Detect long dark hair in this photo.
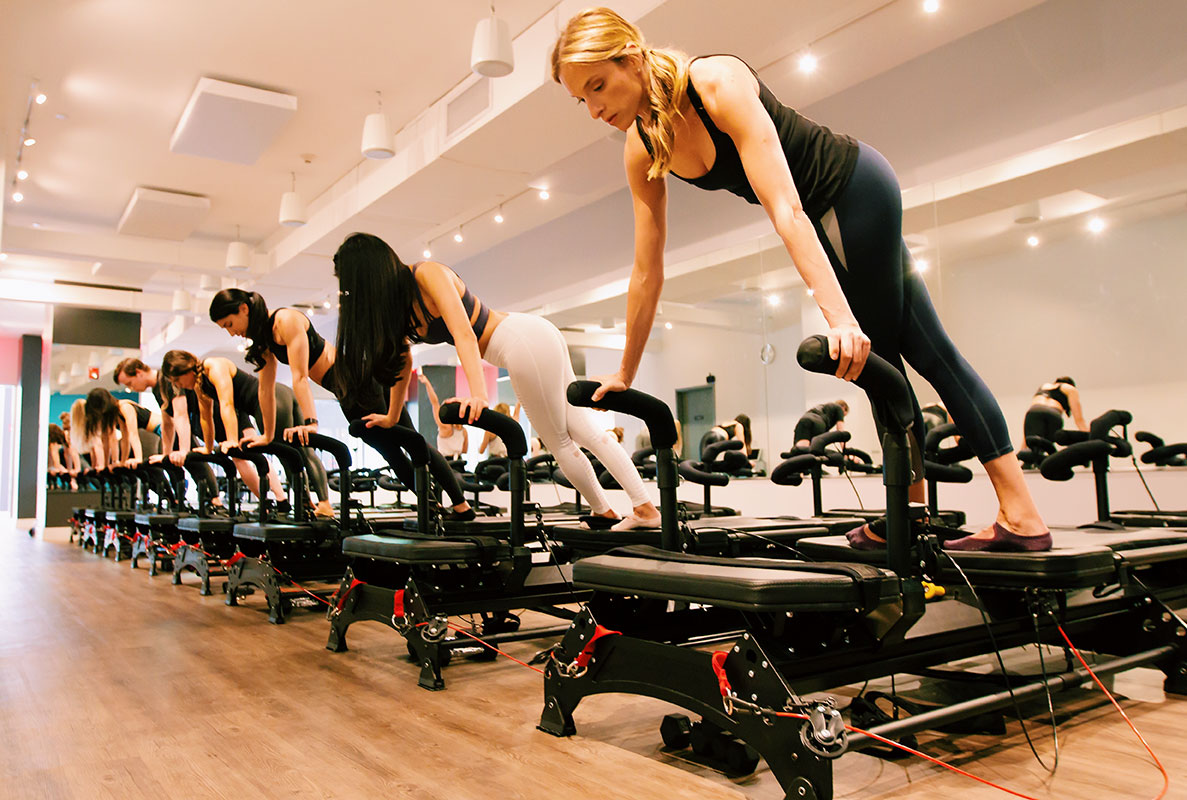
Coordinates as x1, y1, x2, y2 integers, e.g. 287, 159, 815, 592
209, 288, 271, 371
48, 423, 67, 446
159, 350, 204, 404
332, 232, 415, 402
82, 388, 121, 439
733, 413, 752, 448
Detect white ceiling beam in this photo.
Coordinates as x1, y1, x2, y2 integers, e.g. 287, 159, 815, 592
0, 278, 171, 312
1, 225, 242, 276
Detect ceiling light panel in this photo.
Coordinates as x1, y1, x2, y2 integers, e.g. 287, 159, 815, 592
170, 77, 298, 165
117, 187, 211, 240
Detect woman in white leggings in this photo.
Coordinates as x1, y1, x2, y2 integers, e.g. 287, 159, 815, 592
331, 232, 660, 530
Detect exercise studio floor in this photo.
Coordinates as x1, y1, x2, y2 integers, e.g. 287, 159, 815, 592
3, 525, 1183, 800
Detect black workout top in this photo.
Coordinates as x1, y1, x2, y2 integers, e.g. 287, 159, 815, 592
1035, 385, 1071, 415
806, 402, 845, 429
267, 308, 326, 367
152, 381, 202, 428
635, 55, 859, 221
125, 401, 152, 430
407, 263, 491, 346
200, 364, 261, 416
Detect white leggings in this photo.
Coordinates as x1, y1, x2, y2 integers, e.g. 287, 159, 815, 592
483, 313, 650, 513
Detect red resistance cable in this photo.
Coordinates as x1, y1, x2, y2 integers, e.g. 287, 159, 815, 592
709, 632, 1169, 800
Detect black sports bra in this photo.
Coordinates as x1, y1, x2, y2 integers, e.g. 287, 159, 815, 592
267, 308, 327, 366
407, 263, 491, 346
1036, 385, 1071, 415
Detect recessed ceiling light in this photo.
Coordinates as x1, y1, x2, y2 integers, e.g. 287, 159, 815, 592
422, 248, 432, 259
798, 53, 818, 74
806, 288, 815, 297
23, 137, 35, 147
453, 230, 463, 243
1026, 235, 1040, 248
31, 222, 41, 228
538, 189, 550, 200
914, 259, 930, 273
493, 210, 504, 224
664, 322, 673, 330
35, 93, 47, 105
1087, 216, 1106, 234
11, 191, 23, 203
16, 170, 28, 181
923, 0, 940, 13
766, 293, 782, 307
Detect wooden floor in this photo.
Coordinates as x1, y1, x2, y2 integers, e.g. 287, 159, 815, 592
3, 525, 1184, 800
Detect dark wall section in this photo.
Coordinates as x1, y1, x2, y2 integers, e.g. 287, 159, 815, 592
52, 306, 141, 347
17, 335, 43, 518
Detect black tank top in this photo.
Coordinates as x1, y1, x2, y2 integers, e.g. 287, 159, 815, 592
267, 308, 327, 366
1036, 385, 1071, 415
635, 55, 858, 220
152, 382, 202, 429
200, 365, 261, 416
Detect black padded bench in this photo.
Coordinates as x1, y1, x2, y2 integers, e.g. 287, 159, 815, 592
549, 520, 831, 559
342, 533, 514, 564
572, 545, 899, 612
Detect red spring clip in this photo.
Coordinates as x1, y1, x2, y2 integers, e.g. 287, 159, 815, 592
392, 589, 405, 619
574, 624, 621, 669
334, 578, 365, 613
711, 651, 732, 697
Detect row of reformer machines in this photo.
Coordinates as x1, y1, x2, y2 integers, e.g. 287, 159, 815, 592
59, 336, 1187, 800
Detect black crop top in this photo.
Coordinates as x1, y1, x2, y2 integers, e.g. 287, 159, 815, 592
1036, 385, 1071, 415
807, 402, 845, 429
127, 402, 152, 430
407, 263, 492, 346
267, 308, 326, 366
635, 55, 859, 221
200, 364, 261, 417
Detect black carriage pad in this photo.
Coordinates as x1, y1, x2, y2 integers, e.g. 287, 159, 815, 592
233, 522, 321, 542
133, 513, 181, 527
572, 545, 899, 612
342, 533, 512, 564
399, 512, 576, 535
549, 520, 832, 558
794, 535, 1118, 589
178, 517, 235, 534
1046, 529, 1187, 568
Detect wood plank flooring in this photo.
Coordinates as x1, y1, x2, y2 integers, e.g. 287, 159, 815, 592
3, 525, 1184, 799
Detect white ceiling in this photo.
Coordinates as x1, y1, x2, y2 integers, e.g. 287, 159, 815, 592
4, 0, 1187, 379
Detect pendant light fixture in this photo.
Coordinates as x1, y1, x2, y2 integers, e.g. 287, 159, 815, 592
361, 91, 394, 159
279, 171, 307, 227
226, 225, 251, 272
471, 2, 514, 78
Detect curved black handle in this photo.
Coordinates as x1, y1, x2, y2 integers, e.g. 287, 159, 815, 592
439, 403, 526, 459
678, 460, 729, 487
566, 381, 678, 450
304, 433, 352, 472
239, 441, 304, 472
702, 438, 744, 462
1089, 409, 1132, 439
183, 450, 236, 474
923, 460, 973, 484
526, 453, 556, 470
809, 429, 851, 455
347, 419, 429, 467
1135, 431, 1164, 447
771, 454, 818, 486
796, 335, 913, 431
631, 447, 656, 466
1040, 440, 1113, 481
924, 423, 975, 465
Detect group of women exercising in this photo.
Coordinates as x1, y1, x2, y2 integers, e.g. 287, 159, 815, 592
58, 8, 1060, 552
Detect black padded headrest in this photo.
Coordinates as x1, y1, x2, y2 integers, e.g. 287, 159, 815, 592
1040, 440, 1112, 481
796, 335, 913, 431
771, 454, 817, 486
347, 419, 429, 467
678, 460, 729, 487
566, 381, 678, 450
810, 430, 850, 454
439, 403, 526, 459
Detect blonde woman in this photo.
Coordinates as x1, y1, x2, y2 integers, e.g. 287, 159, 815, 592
551, 9, 1050, 552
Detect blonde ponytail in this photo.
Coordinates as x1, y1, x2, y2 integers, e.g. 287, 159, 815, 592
552, 7, 689, 180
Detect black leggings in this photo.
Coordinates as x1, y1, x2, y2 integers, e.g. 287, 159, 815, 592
793, 413, 829, 444
816, 142, 1013, 465
268, 383, 330, 502
329, 367, 465, 507
1023, 405, 1064, 442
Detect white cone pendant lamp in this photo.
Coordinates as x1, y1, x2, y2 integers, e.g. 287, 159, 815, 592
471, 5, 514, 78
279, 172, 306, 227
361, 91, 394, 159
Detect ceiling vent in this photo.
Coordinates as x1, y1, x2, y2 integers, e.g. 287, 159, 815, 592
447, 78, 490, 137
117, 187, 211, 240
170, 77, 298, 165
